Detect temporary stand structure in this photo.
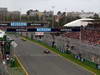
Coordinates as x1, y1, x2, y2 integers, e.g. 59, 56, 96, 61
0, 30, 13, 61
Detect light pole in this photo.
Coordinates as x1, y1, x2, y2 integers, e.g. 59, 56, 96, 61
79, 25, 83, 41
19, 8, 22, 21
51, 6, 55, 47
51, 6, 55, 28
19, 8, 22, 36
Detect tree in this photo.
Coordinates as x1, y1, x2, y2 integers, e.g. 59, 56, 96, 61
92, 13, 100, 19
66, 15, 81, 23
57, 13, 81, 27
57, 11, 62, 16
26, 9, 34, 15
62, 12, 66, 17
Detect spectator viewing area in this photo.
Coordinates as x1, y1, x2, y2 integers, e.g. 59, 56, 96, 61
0, 0, 100, 74
0, 18, 100, 75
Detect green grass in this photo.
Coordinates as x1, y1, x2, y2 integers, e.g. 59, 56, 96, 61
23, 37, 100, 75
8, 57, 26, 75
13, 57, 21, 68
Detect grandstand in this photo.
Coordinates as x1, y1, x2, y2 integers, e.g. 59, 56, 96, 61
64, 18, 94, 27
63, 18, 100, 45
62, 18, 100, 64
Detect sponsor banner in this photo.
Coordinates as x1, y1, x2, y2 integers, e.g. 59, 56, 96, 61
37, 28, 51, 32
30, 24, 41, 26
35, 32, 44, 35
27, 23, 46, 26
6, 28, 80, 32
11, 22, 27, 26
0, 23, 10, 26
16, 29, 27, 32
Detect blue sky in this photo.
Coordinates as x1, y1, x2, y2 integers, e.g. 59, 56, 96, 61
0, 0, 100, 14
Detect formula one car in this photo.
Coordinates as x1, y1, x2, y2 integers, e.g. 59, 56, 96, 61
43, 50, 50, 54
21, 38, 26, 41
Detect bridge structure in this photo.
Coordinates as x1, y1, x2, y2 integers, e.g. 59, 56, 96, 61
0, 21, 81, 32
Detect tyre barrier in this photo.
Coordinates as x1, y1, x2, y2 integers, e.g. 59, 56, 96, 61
97, 64, 100, 70
74, 55, 99, 69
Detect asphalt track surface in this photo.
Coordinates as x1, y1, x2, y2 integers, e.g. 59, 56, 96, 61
0, 63, 9, 75
12, 35, 93, 75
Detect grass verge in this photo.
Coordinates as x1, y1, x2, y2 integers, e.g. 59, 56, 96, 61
8, 56, 26, 75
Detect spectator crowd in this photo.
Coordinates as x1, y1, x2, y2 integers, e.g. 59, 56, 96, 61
63, 30, 100, 45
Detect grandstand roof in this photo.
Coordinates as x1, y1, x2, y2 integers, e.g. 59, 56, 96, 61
64, 18, 94, 27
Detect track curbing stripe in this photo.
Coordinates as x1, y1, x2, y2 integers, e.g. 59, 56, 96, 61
14, 55, 29, 75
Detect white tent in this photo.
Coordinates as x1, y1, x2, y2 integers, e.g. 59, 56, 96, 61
0, 29, 5, 38
64, 18, 94, 27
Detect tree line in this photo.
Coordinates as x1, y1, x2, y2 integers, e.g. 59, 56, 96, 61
0, 10, 100, 27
